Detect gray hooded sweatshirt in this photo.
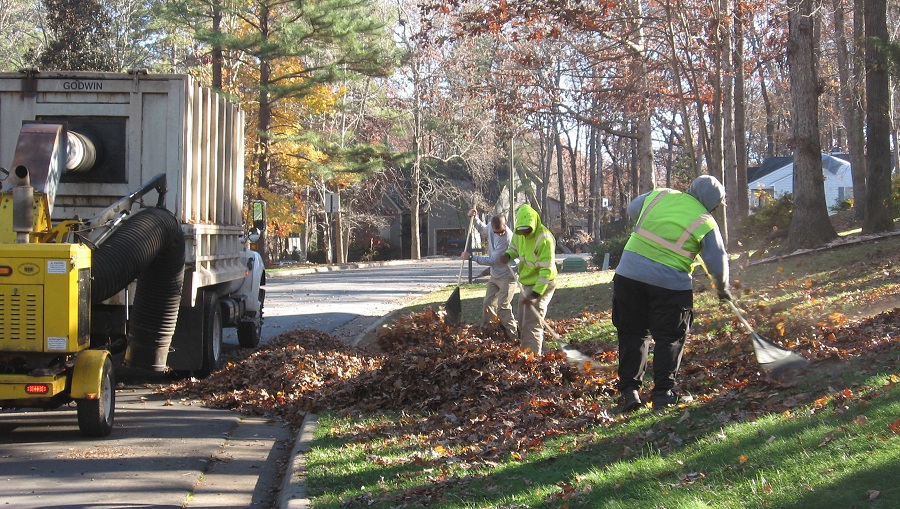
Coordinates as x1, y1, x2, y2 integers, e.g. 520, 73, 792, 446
615, 175, 730, 292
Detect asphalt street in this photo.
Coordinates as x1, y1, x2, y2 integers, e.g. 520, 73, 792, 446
1, 257, 463, 509
254, 256, 466, 343
0, 383, 292, 508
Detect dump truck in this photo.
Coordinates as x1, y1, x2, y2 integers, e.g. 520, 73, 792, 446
0, 71, 265, 436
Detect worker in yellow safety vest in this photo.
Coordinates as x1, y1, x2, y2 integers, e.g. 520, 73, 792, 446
613, 175, 732, 412
499, 204, 557, 354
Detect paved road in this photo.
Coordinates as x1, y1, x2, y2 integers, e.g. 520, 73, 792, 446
0, 384, 291, 508
255, 257, 464, 343
0, 257, 462, 509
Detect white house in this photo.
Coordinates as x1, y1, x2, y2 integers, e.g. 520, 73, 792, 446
748, 154, 854, 215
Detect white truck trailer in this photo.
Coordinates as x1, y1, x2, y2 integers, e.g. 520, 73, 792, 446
0, 70, 265, 436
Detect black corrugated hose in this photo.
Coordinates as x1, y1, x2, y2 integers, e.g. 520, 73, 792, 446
91, 207, 185, 371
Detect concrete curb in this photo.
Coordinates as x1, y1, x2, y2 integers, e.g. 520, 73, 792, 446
276, 310, 404, 508
278, 413, 319, 509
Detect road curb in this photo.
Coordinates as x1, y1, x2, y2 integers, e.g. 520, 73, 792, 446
279, 412, 319, 509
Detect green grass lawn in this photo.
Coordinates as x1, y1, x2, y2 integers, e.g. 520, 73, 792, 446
307, 376, 900, 508
305, 234, 900, 509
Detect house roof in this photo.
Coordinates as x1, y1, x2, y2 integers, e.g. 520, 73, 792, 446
748, 156, 792, 183
748, 154, 852, 189
749, 153, 851, 183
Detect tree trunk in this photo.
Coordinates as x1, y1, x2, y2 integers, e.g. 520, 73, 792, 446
749, 29, 777, 159
300, 187, 311, 261
252, 8, 272, 265
540, 125, 553, 214
733, 6, 750, 219
709, 1, 725, 187
626, 0, 655, 193
554, 119, 568, 234
514, 162, 541, 215
664, 1, 701, 178
665, 119, 675, 188
603, 136, 627, 220
409, 54, 423, 260
564, 130, 580, 209
893, 90, 900, 182
785, 0, 837, 250
833, 0, 867, 220
630, 133, 639, 197
721, 0, 735, 245
410, 152, 422, 260
760, 68, 776, 159
588, 123, 597, 238
333, 190, 345, 264
862, 0, 894, 233
508, 136, 516, 225
211, 1, 223, 89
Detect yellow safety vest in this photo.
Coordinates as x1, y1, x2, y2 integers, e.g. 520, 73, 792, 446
623, 189, 717, 272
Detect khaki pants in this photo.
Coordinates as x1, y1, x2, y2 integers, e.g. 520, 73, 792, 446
518, 278, 557, 354
483, 273, 518, 339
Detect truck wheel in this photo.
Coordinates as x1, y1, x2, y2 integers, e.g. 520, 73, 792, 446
76, 357, 116, 437
198, 291, 223, 378
237, 288, 265, 348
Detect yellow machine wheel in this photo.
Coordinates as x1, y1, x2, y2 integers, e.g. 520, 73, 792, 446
76, 356, 115, 437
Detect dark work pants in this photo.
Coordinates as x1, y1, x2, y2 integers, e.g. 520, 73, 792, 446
612, 274, 693, 395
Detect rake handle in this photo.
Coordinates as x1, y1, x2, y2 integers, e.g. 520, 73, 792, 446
456, 213, 476, 286
727, 300, 757, 335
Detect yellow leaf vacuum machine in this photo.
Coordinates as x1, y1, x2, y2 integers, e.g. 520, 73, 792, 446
0, 71, 266, 436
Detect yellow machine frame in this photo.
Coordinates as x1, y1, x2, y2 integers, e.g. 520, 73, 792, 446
0, 243, 98, 402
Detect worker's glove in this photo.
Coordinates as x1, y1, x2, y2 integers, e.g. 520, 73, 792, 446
717, 288, 733, 302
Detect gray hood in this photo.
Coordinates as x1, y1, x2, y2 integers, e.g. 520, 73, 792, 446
687, 175, 726, 212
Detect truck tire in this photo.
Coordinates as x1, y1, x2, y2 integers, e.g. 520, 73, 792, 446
76, 357, 115, 437
237, 288, 265, 348
198, 291, 224, 378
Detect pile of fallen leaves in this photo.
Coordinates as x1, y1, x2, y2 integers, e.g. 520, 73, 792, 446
163, 309, 618, 459
160, 330, 380, 426
162, 304, 899, 460
330, 310, 618, 458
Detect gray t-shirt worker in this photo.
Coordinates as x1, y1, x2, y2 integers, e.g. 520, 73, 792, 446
614, 175, 731, 412
461, 209, 518, 339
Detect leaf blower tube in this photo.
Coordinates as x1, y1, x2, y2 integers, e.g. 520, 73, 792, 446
91, 207, 186, 371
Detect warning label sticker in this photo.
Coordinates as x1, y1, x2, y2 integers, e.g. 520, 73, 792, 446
47, 337, 68, 350
47, 260, 68, 274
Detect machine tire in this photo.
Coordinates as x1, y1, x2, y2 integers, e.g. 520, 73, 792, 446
237, 288, 265, 348
197, 291, 224, 378
76, 357, 115, 437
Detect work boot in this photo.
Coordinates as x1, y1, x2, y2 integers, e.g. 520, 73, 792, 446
651, 390, 693, 410
619, 389, 643, 414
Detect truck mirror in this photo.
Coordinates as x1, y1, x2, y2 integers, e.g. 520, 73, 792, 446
251, 200, 266, 231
